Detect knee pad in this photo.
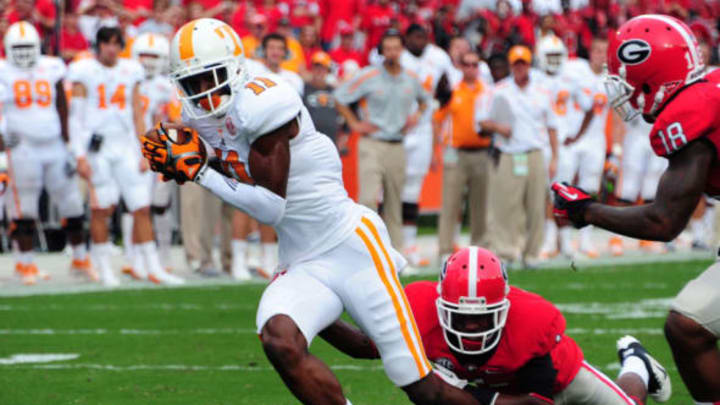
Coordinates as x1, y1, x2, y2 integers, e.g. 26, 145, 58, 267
10, 219, 35, 239
402, 202, 419, 223
62, 216, 85, 233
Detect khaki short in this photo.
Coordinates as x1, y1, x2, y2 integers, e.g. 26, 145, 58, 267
555, 361, 636, 405
671, 261, 720, 337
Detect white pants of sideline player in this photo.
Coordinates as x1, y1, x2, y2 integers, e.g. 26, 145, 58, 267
402, 123, 433, 203
6, 137, 84, 219
86, 136, 151, 211
616, 132, 668, 202
555, 361, 637, 405
256, 207, 432, 387
555, 138, 606, 194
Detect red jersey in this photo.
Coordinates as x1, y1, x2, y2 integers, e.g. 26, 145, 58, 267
649, 68, 720, 197
406, 281, 584, 395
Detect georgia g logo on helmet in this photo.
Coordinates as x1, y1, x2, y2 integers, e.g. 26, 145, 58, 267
617, 39, 652, 65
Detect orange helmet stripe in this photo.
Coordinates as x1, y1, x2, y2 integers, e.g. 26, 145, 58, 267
19, 21, 26, 38
178, 21, 197, 61
149, 33, 155, 47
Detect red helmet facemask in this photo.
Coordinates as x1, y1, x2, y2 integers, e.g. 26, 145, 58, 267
436, 247, 510, 355
604, 14, 705, 122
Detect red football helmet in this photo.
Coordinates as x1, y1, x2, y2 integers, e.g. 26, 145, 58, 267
436, 246, 510, 355
605, 14, 705, 121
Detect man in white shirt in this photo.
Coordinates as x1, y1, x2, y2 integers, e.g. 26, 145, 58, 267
479, 45, 558, 268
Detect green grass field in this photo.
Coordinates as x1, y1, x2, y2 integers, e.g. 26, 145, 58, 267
0, 259, 713, 405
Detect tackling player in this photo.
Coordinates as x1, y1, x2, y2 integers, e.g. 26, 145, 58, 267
322, 247, 671, 405
0, 21, 93, 285
68, 26, 183, 286
142, 18, 483, 405
552, 14, 720, 404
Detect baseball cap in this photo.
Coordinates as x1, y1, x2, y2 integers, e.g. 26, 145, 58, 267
508, 45, 532, 64
311, 51, 332, 68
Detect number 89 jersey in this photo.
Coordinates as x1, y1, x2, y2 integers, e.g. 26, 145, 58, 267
67, 57, 144, 139
0, 56, 65, 142
649, 68, 720, 197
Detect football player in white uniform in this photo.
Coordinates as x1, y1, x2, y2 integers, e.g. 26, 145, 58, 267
400, 24, 454, 269
0, 21, 93, 285
535, 35, 594, 258
552, 37, 610, 258
125, 32, 179, 273
68, 26, 183, 286
142, 18, 481, 405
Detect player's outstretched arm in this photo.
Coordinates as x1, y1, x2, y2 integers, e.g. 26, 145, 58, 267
583, 140, 714, 241
318, 320, 380, 360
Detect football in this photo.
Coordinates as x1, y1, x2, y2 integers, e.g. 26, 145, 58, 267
144, 122, 207, 159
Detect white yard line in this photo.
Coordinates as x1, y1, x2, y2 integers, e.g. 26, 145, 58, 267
6, 363, 386, 372
0, 328, 257, 335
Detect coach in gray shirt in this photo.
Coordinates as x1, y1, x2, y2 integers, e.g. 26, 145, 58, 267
334, 29, 430, 249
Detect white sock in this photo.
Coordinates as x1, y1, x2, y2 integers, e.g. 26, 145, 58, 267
92, 242, 113, 275
691, 218, 705, 243
138, 241, 165, 274
72, 243, 87, 261
403, 225, 417, 249
580, 226, 593, 250
17, 251, 33, 265
618, 356, 649, 387
694, 402, 713, 405
542, 219, 557, 251
121, 213, 134, 261
232, 239, 247, 260
262, 242, 278, 273
560, 227, 573, 253
132, 244, 148, 277
153, 211, 173, 268
345, 400, 352, 405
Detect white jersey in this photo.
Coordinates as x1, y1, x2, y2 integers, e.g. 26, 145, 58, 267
0, 56, 66, 143
184, 73, 359, 266
246, 59, 304, 96
67, 57, 144, 142
579, 69, 609, 146
539, 66, 592, 142
138, 74, 174, 130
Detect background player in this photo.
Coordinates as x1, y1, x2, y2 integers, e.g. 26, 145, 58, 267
553, 36, 610, 258
400, 24, 453, 269
535, 35, 594, 259
322, 247, 671, 405
0, 21, 92, 285
68, 26, 182, 286
553, 14, 720, 404
142, 18, 482, 405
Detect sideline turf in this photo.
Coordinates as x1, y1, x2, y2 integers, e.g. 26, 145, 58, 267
0, 260, 711, 404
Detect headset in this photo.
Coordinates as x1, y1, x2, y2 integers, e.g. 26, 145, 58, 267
93, 25, 125, 54
257, 33, 290, 60
377, 28, 404, 56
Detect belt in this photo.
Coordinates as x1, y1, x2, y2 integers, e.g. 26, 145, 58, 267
371, 137, 403, 144
457, 146, 489, 152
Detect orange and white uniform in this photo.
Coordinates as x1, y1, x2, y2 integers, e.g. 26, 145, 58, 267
399, 44, 453, 202
554, 61, 608, 193
0, 56, 84, 220
173, 18, 431, 387
67, 57, 149, 211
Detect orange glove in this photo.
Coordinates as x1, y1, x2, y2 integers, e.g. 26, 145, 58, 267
141, 123, 207, 184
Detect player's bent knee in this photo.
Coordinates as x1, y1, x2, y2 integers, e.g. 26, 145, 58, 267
665, 311, 717, 351
261, 315, 308, 369
402, 373, 444, 405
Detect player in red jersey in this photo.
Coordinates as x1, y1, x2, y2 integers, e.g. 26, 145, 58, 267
320, 247, 670, 404
552, 14, 720, 404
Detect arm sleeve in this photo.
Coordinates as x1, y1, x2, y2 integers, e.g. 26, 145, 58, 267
195, 167, 286, 225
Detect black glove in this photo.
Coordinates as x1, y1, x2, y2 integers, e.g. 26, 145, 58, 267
551, 182, 595, 228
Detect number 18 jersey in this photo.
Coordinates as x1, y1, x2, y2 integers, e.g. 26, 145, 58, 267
0, 56, 65, 142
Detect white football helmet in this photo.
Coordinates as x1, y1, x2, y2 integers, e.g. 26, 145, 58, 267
4, 21, 41, 69
536, 35, 567, 75
169, 18, 248, 119
133, 33, 170, 78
